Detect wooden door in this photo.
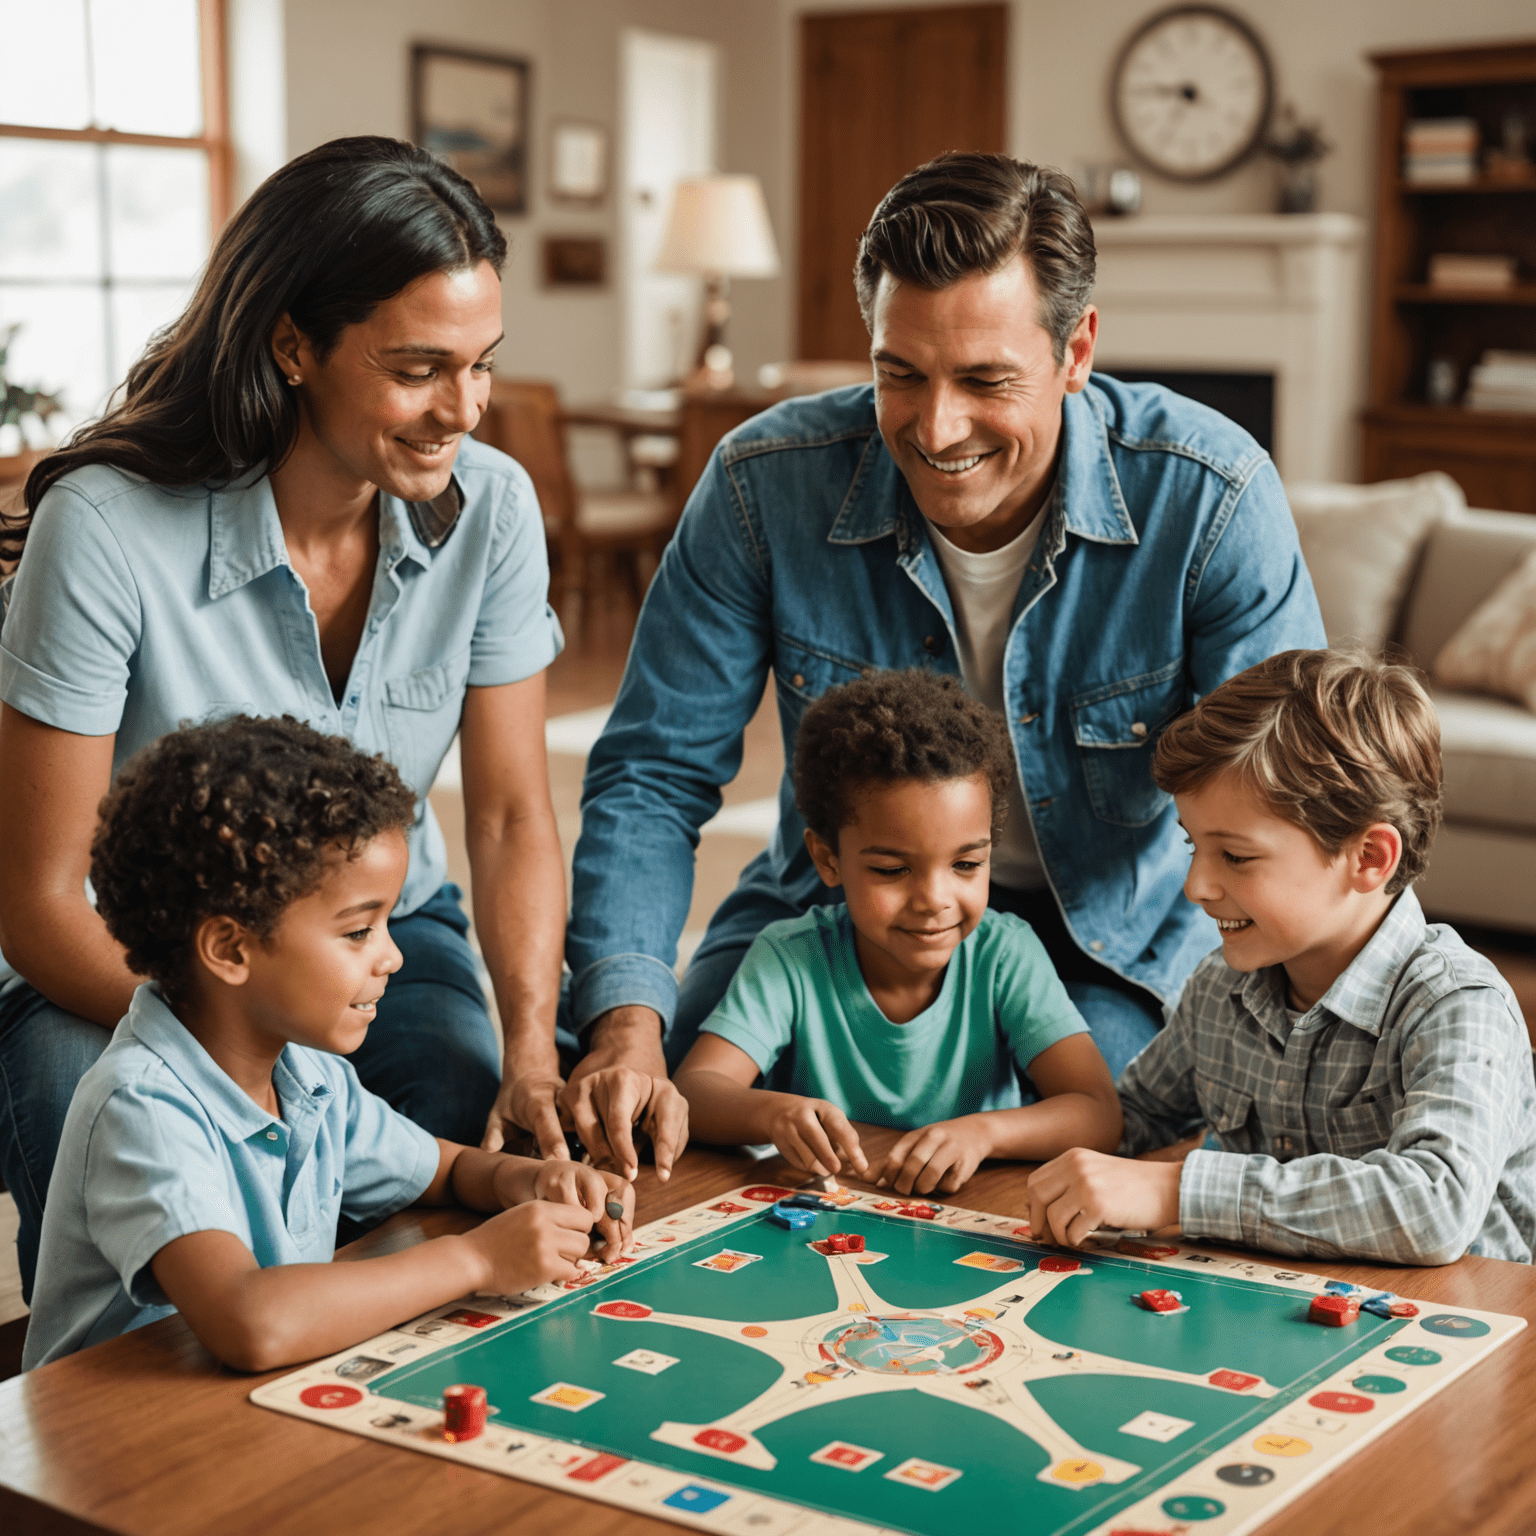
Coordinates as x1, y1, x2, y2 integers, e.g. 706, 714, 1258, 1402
798, 5, 1007, 361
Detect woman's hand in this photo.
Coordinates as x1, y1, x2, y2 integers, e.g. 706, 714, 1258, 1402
876, 1116, 995, 1196
762, 1093, 868, 1181
1026, 1148, 1182, 1248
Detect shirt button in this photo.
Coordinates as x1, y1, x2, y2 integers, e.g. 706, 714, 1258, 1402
791, 673, 805, 687
1130, 721, 1148, 738
923, 635, 939, 654
1089, 939, 1105, 953
1019, 711, 1040, 725
266, 1130, 279, 1141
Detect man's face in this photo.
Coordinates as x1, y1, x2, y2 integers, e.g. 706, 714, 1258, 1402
870, 257, 1095, 553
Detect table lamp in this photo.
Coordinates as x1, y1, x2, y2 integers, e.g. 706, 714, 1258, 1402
655, 174, 780, 390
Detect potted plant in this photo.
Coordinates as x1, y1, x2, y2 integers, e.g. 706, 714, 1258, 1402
1263, 104, 1332, 215
0, 323, 65, 499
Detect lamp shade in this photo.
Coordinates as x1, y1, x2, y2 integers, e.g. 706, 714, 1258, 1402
654, 175, 781, 278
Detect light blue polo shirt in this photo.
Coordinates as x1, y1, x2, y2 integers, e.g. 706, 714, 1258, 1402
701, 906, 1090, 1128
0, 435, 561, 994
23, 984, 442, 1368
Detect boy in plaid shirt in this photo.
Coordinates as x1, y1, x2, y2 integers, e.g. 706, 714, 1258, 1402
1028, 649, 1535, 1264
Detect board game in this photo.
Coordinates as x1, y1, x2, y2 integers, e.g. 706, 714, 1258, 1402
252, 1183, 1524, 1536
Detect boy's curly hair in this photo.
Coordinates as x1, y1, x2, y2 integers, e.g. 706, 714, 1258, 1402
793, 669, 1015, 846
1153, 649, 1442, 896
91, 715, 417, 1004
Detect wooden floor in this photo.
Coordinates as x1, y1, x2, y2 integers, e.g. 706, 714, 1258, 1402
2, 579, 1533, 1371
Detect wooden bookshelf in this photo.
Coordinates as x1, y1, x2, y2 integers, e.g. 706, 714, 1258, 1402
1363, 41, 1536, 511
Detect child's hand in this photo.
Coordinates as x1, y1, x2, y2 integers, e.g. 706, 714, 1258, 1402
1026, 1149, 1183, 1248
463, 1200, 594, 1293
764, 1093, 869, 1181
531, 1160, 635, 1262
876, 1116, 993, 1196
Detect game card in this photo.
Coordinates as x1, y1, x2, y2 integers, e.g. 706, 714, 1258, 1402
884, 1456, 962, 1491
614, 1348, 680, 1375
694, 1248, 763, 1274
810, 1440, 884, 1472
954, 1251, 1027, 1273
530, 1381, 606, 1412
1119, 1410, 1194, 1443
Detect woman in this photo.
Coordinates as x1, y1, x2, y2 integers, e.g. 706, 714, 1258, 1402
0, 137, 684, 1301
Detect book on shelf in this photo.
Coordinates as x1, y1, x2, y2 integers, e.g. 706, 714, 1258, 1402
1402, 116, 1479, 184
1465, 350, 1536, 414
1427, 253, 1518, 290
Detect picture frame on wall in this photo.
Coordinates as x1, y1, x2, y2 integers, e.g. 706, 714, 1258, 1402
549, 120, 609, 204
411, 44, 530, 213
543, 237, 607, 287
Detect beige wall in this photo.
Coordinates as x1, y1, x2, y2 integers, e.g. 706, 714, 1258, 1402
281, 0, 788, 403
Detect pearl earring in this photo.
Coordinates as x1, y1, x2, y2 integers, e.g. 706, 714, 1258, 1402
286, 375, 301, 386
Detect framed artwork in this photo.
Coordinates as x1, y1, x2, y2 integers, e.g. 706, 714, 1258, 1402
543, 237, 607, 287
411, 44, 530, 213
549, 120, 609, 203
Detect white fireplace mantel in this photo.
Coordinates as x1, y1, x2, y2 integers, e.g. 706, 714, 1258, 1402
1090, 212, 1366, 483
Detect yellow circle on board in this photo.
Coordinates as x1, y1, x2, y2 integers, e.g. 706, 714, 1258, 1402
1254, 1434, 1313, 1457
1052, 1459, 1104, 1483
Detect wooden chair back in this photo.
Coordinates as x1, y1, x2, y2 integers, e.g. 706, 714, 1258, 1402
474, 379, 578, 532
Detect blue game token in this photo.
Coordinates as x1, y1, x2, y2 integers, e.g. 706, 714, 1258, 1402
782, 1193, 829, 1209
1361, 1292, 1395, 1319
1324, 1279, 1362, 1296
768, 1203, 817, 1230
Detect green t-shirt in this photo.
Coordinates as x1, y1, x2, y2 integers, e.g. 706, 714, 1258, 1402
699, 905, 1088, 1129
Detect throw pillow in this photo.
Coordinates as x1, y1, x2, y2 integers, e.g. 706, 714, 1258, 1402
1286, 472, 1464, 652
1432, 545, 1536, 712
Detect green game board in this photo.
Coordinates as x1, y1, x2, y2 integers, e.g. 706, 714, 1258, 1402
252, 1184, 1524, 1536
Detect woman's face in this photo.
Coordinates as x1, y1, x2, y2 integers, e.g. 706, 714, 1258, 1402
277, 259, 503, 502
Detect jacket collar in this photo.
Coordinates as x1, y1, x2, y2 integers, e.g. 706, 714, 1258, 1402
121, 984, 332, 1144
1236, 889, 1428, 1041
207, 472, 457, 600
825, 387, 1137, 550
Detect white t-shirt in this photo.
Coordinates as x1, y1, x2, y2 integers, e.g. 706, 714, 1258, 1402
928, 508, 1049, 890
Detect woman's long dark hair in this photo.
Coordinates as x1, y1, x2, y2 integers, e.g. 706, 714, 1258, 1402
2, 136, 506, 563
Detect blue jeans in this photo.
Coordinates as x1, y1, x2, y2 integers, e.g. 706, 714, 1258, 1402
665, 886, 1164, 1084
0, 882, 499, 1303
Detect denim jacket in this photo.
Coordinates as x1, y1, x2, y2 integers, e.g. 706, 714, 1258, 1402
567, 377, 1324, 1029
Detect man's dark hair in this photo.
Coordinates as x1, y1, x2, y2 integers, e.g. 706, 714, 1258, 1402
855, 153, 1096, 364
91, 715, 417, 1005
793, 669, 1015, 846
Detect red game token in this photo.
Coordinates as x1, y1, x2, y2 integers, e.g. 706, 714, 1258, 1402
1039, 1256, 1081, 1273
1389, 1301, 1420, 1318
825, 1232, 865, 1254
1134, 1288, 1184, 1313
1308, 1294, 1360, 1327
442, 1383, 488, 1442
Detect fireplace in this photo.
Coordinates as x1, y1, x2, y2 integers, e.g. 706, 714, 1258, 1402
1089, 214, 1365, 483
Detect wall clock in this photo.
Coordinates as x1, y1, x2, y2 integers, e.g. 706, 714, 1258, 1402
1111, 5, 1274, 182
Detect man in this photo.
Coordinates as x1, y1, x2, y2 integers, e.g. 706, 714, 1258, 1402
542, 153, 1324, 1163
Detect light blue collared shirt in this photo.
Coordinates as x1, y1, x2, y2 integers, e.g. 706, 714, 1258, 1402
23, 984, 442, 1368
0, 435, 561, 993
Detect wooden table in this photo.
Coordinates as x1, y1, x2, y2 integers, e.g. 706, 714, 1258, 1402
4, 1128, 1534, 1536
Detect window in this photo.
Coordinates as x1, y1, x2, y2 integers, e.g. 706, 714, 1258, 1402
0, 0, 228, 443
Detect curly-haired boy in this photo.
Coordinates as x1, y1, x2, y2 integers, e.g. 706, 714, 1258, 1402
24, 716, 631, 1370
675, 670, 1121, 1195
1028, 650, 1535, 1264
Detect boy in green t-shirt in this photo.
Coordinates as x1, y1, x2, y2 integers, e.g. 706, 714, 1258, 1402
675, 670, 1122, 1197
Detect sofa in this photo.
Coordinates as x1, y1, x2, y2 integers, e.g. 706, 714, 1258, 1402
1287, 474, 1536, 934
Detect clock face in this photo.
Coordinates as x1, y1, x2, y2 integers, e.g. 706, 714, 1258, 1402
1112, 5, 1274, 181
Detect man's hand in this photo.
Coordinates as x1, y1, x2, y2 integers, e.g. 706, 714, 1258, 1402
877, 1116, 993, 1197
1026, 1148, 1183, 1248
762, 1093, 868, 1181
482, 1063, 569, 1161
559, 1005, 689, 1181
462, 1201, 593, 1294
530, 1160, 634, 1263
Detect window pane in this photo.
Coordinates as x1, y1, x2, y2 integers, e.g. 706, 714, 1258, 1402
0, 283, 108, 426
89, 0, 202, 137
111, 282, 194, 393
0, 141, 103, 281
0, 1, 90, 130
106, 146, 208, 279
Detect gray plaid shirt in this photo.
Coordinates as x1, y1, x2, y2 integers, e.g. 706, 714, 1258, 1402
1118, 889, 1535, 1264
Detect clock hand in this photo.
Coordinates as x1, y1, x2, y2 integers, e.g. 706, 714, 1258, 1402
1132, 82, 1201, 102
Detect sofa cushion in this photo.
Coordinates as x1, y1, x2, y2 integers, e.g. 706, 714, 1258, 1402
1432, 689, 1536, 834
1286, 472, 1462, 653
1399, 507, 1536, 668
1430, 546, 1536, 712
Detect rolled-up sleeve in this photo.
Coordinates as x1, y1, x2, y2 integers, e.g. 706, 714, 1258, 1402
1179, 987, 1525, 1263
0, 487, 141, 735
466, 460, 563, 688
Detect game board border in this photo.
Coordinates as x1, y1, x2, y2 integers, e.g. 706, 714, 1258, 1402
250, 1186, 1525, 1536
